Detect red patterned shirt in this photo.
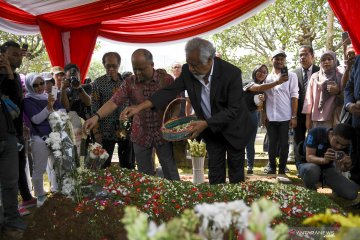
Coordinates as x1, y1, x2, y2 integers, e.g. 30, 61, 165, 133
110, 69, 174, 147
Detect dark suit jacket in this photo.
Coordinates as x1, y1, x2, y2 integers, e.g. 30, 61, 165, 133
345, 55, 360, 129
150, 57, 255, 150
293, 65, 320, 117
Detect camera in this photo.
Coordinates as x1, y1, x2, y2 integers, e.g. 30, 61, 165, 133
334, 151, 345, 161
69, 68, 80, 88
281, 66, 288, 77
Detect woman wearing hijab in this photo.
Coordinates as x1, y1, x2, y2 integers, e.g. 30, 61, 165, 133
243, 64, 287, 174
302, 51, 343, 129
23, 73, 63, 207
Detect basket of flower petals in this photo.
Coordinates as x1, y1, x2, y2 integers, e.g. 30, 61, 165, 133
161, 98, 199, 141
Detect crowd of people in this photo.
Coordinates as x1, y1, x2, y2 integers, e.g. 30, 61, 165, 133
1, 36, 360, 237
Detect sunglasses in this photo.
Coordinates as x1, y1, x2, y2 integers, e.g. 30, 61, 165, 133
33, 81, 45, 88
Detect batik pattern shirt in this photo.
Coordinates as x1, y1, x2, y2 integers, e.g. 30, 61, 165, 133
92, 74, 129, 141
110, 70, 174, 147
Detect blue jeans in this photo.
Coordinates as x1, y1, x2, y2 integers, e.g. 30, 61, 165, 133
246, 111, 259, 170
0, 134, 26, 230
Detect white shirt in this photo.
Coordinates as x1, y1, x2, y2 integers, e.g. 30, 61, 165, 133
197, 61, 214, 119
303, 65, 313, 81
264, 71, 299, 121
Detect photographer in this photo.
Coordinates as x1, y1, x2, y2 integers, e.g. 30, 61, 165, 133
61, 63, 91, 120
297, 123, 359, 200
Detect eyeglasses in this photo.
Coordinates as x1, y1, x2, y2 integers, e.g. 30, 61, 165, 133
33, 81, 45, 88
105, 64, 119, 69
172, 66, 181, 69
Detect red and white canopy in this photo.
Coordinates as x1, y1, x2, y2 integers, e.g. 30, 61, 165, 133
0, 0, 359, 80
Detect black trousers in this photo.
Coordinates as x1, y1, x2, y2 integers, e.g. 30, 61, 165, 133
267, 121, 289, 171
294, 114, 307, 145
18, 137, 33, 201
101, 138, 135, 169
204, 131, 245, 184
350, 128, 360, 185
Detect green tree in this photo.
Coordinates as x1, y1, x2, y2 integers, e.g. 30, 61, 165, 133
211, 0, 343, 79
87, 60, 105, 80
0, 30, 50, 73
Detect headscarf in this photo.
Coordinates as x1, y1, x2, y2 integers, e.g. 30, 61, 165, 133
252, 64, 268, 83
25, 72, 48, 101
317, 51, 341, 110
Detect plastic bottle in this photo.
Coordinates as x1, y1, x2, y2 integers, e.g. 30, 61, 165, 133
288, 128, 294, 145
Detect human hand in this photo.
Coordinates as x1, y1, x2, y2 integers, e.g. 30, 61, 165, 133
83, 116, 99, 135
0, 53, 13, 78
337, 155, 352, 172
324, 148, 336, 163
47, 93, 55, 111
327, 82, 339, 95
278, 75, 288, 84
348, 103, 360, 116
347, 51, 356, 67
189, 120, 208, 138
121, 106, 141, 119
61, 78, 70, 90
290, 118, 297, 128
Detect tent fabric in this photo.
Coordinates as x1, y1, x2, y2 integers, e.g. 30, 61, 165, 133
0, 0, 274, 81
328, 0, 360, 54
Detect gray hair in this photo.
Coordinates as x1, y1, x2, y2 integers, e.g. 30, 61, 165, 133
185, 37, 216, 65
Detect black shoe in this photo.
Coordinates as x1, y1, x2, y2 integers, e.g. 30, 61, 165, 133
266, 169, 276, 174
247, 169, 253, 174
278, 169, 286, 174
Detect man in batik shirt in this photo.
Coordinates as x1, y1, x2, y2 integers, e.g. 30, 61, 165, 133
85, 49, 180, 180
92, 52, 134, 169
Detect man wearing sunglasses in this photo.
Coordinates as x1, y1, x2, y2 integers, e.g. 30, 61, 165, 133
91, 52, 134, 169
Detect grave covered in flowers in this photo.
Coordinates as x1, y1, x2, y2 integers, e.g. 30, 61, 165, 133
23, 167, 345, 239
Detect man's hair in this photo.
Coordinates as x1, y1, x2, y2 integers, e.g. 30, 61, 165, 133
1, 40, 20, 50
332, 123, 354, 140
64, 63, 80, 74
299, 45, 314, 56
132, 49, 153, 64
102, 52, 121, 65
185, 37, 216, 65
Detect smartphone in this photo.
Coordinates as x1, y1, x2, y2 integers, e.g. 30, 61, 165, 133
335, 151, 345, 161
281, 66, 288, 77
51, 86, 58, 100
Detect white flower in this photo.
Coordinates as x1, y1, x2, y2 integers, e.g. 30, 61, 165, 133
147, 221, 165, 238
52, 142, 62, 150
62, 177, 75, 195
53, 150, 62, 158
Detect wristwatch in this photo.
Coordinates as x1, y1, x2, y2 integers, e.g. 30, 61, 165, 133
291, 116, 297, 119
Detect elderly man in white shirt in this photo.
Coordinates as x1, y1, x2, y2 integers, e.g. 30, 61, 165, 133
263, 49, 299, 174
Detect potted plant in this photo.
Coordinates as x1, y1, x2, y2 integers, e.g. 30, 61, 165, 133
188, 139, 206, 184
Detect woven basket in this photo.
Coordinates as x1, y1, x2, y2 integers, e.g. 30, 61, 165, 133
161, 98, 198, 141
